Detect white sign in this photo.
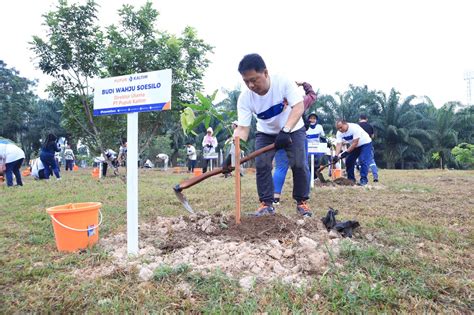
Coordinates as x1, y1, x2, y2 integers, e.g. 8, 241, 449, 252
308, 141, 330, 155
93, 69, 172, 116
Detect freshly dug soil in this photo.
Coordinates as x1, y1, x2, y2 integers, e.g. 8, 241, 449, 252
93, 212, 350, 285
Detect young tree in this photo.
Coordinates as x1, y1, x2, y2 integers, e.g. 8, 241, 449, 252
31, 0, 213, 159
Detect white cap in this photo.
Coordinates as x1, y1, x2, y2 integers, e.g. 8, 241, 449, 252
206, 127, 213, 134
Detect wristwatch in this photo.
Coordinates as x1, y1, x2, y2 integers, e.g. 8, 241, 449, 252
282, 127, 291, 133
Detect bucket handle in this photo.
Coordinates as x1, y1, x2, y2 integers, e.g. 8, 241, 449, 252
50, 210, 103, 232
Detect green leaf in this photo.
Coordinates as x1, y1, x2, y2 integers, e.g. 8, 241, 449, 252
196, 92, 212, 110
183, 103, 204, 111
204, 115, 211, 129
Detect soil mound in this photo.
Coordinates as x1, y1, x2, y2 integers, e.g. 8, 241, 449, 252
90, 212, 353, 286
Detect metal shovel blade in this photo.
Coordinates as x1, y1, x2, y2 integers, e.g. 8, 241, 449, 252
173, 185, 194, 214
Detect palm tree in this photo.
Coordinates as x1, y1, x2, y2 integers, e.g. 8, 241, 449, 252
372, 89, 432, 169
428, 102, 459, 169
314, 85, 380, 134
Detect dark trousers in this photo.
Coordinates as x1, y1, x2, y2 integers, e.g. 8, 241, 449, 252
5, 158, 24, 186
65, 160, 74, 171
345, 143, 374, 185
188, 159, 196, 172
255, 127, 309, 204
40, 153, 60, 179
202, 159, 210, 173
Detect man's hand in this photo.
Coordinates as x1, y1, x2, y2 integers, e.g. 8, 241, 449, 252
338, 151, 349, 159
275, 129, 292, 150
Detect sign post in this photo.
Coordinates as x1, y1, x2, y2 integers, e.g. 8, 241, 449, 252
94, 69, 172, 255
127, 112, 139, 254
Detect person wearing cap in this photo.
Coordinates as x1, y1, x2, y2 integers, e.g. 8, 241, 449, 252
306, 112, 326, 168
358, 114, 379, 182
272, 81, 318, 205
0, 140, 25, 187
227, 53, 313, 217
334, 119, 373, 185
202, 127, 218, 173
185, 142, 197, 173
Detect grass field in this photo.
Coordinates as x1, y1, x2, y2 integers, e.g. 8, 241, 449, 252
0, 168, 473, 313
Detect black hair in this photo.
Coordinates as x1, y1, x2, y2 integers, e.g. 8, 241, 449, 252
309, 113, 318, 120
45, 133, 57, 143
359, 113, 368, 120
238, 53, 266, 74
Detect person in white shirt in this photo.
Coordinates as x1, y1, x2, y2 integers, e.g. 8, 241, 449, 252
228, 53, 311, 217
63, 145, 75, 171
156, 153, 169, 170
334, 119, 374, 185
0, 140, 25, 187
185, 142, 197, 173
30, 157, 46, 180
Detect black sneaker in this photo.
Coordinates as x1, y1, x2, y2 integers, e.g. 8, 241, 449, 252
273, 197, 280, 206
373, 179, 379, 183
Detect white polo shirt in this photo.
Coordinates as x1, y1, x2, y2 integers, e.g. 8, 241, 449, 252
306, 124, 325, 143
0, 143, 25, 163
336, 123, 372, 147
237, 74, 304, 135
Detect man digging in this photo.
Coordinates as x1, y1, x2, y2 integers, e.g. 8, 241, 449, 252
227, 53, 312, 217
334, 119, 374, 186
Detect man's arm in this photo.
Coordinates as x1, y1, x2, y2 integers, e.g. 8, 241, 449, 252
284, 101, 304, 131
335, 143, 342, 155
346, 138, 359, 153
233, 125, 250, 142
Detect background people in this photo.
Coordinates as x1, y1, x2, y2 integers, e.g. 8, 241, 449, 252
186, 142, 197, 173
30, 157, 46, 180
40, 134, 61, 180
273, 81, 317, 205
156, 153, 169, 171
0, 140, 25, 187
202, 127, 217, 173
358, 114, 379, 182
63, 144, 75, 171
334, 119, 373, 185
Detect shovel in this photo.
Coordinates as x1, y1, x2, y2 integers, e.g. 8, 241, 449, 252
315, 158, 339, 183
174, 143, 276, 213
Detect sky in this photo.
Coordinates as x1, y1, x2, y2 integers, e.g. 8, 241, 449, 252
1, 0, 473, 107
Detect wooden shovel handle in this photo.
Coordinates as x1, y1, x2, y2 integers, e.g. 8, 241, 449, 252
175, 143, 275, 191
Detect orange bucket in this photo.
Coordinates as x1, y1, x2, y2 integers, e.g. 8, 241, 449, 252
193, 168, 203, 176
91, 167, 99, 178
332, 168, 342, 179
46, 202, 103, 252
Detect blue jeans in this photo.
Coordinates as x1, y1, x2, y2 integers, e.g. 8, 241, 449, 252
345, 143, 374, 185
272, 136, 311, 197
40, 153, 61, 179
65, 160, 74, 171
5, 158, 24, 186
